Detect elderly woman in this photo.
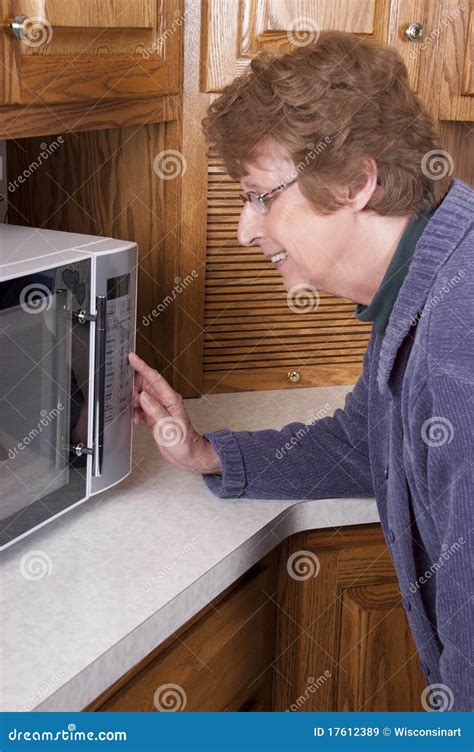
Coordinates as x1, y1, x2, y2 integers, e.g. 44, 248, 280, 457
128, 32, 473, 711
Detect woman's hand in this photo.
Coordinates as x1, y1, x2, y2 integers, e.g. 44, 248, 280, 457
128, 352, 222, 475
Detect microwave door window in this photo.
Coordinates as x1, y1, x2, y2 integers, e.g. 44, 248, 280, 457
0, 261, 90, 548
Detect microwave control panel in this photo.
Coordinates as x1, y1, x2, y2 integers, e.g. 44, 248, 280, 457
90, 245, 137, 496
104, 273, 133, 425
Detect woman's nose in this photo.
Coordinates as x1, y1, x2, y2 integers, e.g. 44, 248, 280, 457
237, 204, 263, 247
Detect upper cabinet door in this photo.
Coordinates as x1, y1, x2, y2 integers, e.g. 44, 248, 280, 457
201, 0, 393, 92
437, 0, 474, 120
1, 0, 181, 105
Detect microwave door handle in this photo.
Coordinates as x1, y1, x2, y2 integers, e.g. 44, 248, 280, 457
53, 288, 72, 470
93, 295, 106, 477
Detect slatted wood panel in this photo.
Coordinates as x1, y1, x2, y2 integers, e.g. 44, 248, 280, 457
202, 154, 373, 393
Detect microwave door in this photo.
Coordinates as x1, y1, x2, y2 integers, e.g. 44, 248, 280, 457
0, 261, 91, 549
0, 286, 71, 516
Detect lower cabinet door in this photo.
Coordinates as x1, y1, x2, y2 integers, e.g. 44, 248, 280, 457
88, 556, 277, 712
273, 524, 427, 711
337, 582, 425, 711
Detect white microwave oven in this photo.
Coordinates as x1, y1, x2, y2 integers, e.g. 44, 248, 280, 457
0, 225, 138, 550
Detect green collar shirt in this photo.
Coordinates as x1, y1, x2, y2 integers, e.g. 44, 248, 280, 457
355, 209, 435, 337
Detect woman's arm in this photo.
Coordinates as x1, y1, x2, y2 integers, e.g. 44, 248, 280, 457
202, 334, 376, 500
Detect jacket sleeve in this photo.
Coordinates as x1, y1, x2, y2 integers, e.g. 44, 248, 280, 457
426, 373, 474, 711
201, 332, 376, 500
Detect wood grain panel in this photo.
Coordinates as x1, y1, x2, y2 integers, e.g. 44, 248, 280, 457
202, 154, 372, 393
438, 0, 474, 120
386, 0, 426, 92
18, 0, 155, 28
202, 363, 369, 392
202, 0, 392, 92
337, 583, 425, 711
17, 56, 171, 104
172, 0, 209, 397
101, 607, 269, 711
273, 524, 426, 711
464, 7, 474, 94
2, 0, 181, 106
438, 119, 474, 185
0, 95, 178, 139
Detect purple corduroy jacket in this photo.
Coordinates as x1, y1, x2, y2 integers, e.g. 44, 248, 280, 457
202, 178, 474, 711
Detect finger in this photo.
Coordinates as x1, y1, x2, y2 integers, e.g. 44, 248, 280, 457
133, 406, 144, 424
133, 386, 143, 409
130, 361, 144, 407
128, 353, 181, 412
139, 390, 169, 427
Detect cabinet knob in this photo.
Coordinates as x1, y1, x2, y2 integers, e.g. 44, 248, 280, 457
404, 22, 423, 42
3, 14, 52, 47
288, 370, 301, 383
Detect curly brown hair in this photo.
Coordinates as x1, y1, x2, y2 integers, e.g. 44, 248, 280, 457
202, 31, 452, 215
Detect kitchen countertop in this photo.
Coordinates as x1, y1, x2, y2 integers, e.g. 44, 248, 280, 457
1, 384, 379, 712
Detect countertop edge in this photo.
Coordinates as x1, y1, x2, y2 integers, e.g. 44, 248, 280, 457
35, 496, 379, 712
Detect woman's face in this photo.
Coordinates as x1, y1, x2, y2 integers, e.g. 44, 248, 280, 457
237, 142, 359, 297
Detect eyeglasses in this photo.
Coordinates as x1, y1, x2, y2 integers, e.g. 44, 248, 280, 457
239, 174, 298, 215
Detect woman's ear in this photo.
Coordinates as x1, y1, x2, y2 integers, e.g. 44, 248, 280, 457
348, 157, 378, 211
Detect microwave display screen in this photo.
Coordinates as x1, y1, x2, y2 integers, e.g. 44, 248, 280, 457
107, 273, 129, 300
103, 274, 133, 426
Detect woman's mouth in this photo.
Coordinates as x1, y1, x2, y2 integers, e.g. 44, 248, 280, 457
269, 251, 288, 268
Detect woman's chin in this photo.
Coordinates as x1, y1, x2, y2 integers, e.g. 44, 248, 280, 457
278, 259, 320, 293
281, 271, 318, 293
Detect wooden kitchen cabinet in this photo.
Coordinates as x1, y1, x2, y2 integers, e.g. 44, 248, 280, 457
175, 0, 473, 397
273, 524, 426, 711
86, 552, 278, 712
0, 0, 181, 137
86, 524, 425, 712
